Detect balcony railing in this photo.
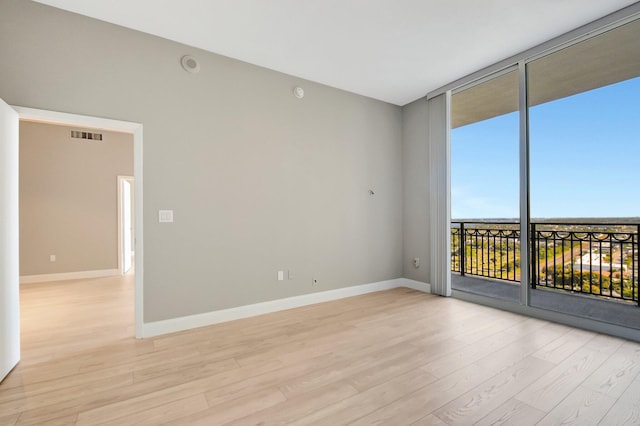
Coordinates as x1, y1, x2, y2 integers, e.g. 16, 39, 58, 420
451, 221, 639, 305
451, 221, 520, 282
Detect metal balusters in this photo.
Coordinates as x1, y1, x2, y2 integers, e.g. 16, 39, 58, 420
450, 221, 639, 305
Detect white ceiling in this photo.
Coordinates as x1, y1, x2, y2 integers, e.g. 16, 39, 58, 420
32, 0, 638, 106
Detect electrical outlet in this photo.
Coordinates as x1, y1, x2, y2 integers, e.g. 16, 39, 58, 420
413, 257, 420, 268
277, 270, 284, 281
50, 255, 56, 262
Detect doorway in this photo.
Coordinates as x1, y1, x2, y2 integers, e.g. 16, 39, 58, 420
1, 103, 145, 382
13, 106, 144, 339
16, 117, 139, 365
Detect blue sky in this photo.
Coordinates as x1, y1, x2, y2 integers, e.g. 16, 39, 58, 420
451, 76, 640, 219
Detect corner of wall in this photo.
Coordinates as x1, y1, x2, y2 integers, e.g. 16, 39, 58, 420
401, 98, 430, 283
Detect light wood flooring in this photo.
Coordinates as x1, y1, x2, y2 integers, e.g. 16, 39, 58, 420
1, 275, 640, 425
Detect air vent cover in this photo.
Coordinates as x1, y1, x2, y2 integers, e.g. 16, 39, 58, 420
71, 130, 103, 141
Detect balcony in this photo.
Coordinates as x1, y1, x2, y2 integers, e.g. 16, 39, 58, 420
451, 220, 640, 329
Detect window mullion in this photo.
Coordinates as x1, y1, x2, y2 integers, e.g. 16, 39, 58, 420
518, 60, 530, 306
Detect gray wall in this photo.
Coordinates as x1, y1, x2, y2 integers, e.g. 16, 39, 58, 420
402, 98, 430, 283
0, 0, 403, 322
19, 121, 133, 276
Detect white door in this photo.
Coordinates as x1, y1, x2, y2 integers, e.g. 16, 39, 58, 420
0, 98, 20, 382
122, 178, 133, 273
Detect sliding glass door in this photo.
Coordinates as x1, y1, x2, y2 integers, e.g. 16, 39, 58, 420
526, 18, 640, 320
450, 69, 521, 302
448, 16, 640, 327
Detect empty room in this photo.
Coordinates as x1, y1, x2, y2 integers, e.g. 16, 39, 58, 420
1, 0, 639, 424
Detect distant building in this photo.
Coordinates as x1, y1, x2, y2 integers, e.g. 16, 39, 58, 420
573, 252, 627, 272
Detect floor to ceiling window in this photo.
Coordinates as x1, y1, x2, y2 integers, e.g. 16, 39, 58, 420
526, 18, 640, 326
448, 14, 640, 331
450, 69, 521, 302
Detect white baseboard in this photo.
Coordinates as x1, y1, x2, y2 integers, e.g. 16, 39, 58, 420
397, 278, 432, 293
20, 269, 120, 284
143, 278, 432, 338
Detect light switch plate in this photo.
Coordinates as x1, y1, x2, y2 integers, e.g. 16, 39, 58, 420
159, 210, 174, 223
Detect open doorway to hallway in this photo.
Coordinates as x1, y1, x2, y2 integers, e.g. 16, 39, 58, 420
18, 119, 135, 363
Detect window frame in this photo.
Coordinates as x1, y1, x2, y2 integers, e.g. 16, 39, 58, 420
440, 6, 640, 308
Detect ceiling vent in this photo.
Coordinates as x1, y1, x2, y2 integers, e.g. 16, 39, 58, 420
71, 130, 103, 141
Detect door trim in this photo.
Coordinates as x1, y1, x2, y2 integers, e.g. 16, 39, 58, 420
0, 99, 20, 382
13, 106, 144, 339
117, 175, 134, 275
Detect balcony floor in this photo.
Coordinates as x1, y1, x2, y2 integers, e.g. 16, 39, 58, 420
452, 273, 640, 330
